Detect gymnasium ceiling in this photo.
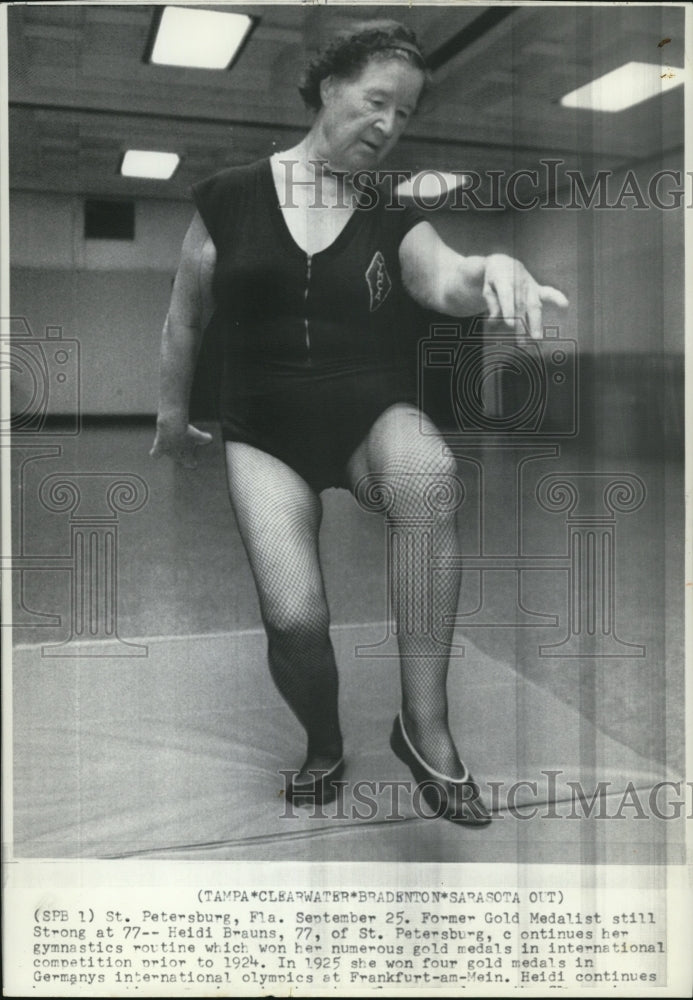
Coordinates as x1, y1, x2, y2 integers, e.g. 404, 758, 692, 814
6, 3, 686, 202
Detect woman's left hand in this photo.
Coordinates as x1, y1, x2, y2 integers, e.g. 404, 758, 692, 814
482, 254, 569, 339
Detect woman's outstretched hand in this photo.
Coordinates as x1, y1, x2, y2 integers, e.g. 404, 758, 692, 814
150, 418, 213, 470
482, 254, 569, 340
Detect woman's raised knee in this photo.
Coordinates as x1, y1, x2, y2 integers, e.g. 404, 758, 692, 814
366, 405, 457, 479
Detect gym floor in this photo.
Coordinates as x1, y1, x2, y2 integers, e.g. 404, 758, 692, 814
9, 418, 685, 862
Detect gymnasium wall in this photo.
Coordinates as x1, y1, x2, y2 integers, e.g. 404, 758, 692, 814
9, 153, 684, 454
10, 193, 191, 416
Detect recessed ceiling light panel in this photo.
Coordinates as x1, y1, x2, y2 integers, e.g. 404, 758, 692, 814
148, 6, 255, 70
561, 61, 684, 113
121, 150, 180, 180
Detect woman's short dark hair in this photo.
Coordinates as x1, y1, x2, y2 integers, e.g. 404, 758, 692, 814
298, 20, 429, 112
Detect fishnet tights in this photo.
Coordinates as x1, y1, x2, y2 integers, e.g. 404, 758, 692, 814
225, 443, 342, 780
225, 404, 467, 781
351, 404, 466, 778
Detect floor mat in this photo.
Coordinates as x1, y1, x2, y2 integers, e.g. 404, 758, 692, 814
11, 625, 684, 863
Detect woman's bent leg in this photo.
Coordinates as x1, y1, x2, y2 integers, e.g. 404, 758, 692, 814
348, 405, 466, 779
225, 442, 342, 778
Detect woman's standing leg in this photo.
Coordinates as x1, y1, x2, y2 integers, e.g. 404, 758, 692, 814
348, 404, 467, 779
225, 442, 342, 781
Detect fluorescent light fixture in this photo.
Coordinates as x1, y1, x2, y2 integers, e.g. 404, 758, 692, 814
561, 61, 684, 112
148, 6, 254, 70
121, 150, 180, 180
395, 171, 470, 201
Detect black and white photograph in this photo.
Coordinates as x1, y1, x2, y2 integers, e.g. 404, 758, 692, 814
2, 1, 691, 996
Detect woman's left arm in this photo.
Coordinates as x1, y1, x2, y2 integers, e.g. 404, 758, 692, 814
399, 221, 568, 339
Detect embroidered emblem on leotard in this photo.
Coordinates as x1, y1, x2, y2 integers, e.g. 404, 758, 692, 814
365, 251, 392, 312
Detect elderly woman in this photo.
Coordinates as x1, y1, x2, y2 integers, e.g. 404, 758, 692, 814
151, 21, 566, 825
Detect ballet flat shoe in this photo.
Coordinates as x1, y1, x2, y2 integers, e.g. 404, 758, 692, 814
390, 713, 492, 826
285, 757, 345, 807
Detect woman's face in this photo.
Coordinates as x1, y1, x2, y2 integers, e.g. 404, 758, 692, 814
318, 57, 425, 172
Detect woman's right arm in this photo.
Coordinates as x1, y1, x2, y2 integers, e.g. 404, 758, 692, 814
150, 211, 216, 468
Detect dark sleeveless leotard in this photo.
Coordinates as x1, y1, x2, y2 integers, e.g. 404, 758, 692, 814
192, 157, 424, 491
